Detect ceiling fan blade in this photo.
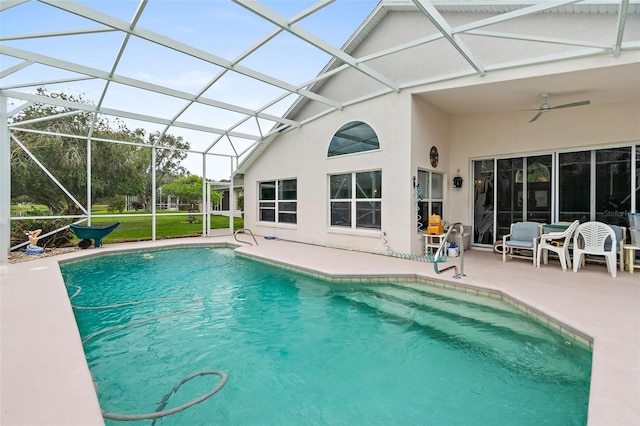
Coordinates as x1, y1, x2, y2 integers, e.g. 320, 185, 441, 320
550, 100, 590, 110
529, 111, 544, 122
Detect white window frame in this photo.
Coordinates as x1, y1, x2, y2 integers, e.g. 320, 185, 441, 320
258, 179, 297, 224
329, 170, 382, 230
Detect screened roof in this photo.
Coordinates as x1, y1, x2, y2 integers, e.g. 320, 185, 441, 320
2, 0, 639, 178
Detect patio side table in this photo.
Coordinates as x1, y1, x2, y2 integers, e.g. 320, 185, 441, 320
424, 233, 447, 255
624, 244, 640, 273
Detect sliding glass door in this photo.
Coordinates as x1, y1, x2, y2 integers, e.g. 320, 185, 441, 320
595, 147, 632, 227
472, 145, 638, 246
472, 160, 494, 245
495, 155, 551, 240
558, 151, 590, 223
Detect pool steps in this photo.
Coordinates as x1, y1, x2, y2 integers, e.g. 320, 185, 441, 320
236, 248, 593, 350
337, 283, 591, 382
370, 285, 552, 340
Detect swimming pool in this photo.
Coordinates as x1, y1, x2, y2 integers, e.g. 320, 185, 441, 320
61, 246, 591, 425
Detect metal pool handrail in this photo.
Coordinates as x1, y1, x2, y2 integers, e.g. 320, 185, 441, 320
234, 228, 259, 246
433, 222, 466, 279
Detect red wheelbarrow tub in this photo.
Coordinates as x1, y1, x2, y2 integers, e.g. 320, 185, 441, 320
70, 222, 121, 248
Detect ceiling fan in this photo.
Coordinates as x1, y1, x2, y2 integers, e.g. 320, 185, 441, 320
529, 93, 590, 123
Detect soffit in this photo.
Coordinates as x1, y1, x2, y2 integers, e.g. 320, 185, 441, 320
414, 61, 640, 115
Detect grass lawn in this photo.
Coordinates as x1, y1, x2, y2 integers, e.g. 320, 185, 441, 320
11, 204, 52, 215
11, 205, 243, 246
87, 211, 243, 244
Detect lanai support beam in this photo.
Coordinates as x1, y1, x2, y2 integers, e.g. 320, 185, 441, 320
202, 153, 207, 237
412, 0, 485, 77
229, 157, 235, 235
232, 0, 400, 93
151, 146, 157, 241
614, 0, 630, 56
0, 96, 9, 267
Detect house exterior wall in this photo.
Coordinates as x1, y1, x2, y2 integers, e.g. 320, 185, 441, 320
295, 9, 639, 122
410, 55, 640, 247
244, 91, 413, 254
447, 98, 640, 222
410, 95, 451, 255
242, 8, 640, 256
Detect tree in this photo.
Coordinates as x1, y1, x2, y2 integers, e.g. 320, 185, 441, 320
10, 89, 146, 213
139, 132, 190, 207
10, 89, 190, 214
162, 175, 222, 208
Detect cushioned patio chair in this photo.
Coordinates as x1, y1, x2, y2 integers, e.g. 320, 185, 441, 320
503, 222, 542, 266
573, 221, 618, 277
604, 224, 626, 273
536, 220, 580, 271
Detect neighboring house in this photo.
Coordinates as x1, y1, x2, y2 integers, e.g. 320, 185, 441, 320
237, 2, 640, 256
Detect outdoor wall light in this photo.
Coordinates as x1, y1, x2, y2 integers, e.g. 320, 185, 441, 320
453, 170, 463, 188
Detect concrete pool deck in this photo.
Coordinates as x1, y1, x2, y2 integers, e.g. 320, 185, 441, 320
1, 236, 638, 425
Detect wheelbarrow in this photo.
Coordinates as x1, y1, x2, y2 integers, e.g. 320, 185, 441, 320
70, 222, 121, 249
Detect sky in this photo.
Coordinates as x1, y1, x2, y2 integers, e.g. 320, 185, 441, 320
0, 0, 379, 179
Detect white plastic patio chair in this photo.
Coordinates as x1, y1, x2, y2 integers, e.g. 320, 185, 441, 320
503, 222, 542, 266
572, 221, 618, 277
604, 224, 626, 273
536, 220, 580, 271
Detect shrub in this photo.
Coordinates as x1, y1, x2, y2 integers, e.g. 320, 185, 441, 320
107, 195, 126, 213
10, 218, 74, 249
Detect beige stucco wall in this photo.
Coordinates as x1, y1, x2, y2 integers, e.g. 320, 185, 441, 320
446, 99, 640, 227
242, 9, 640, 256
410, 95, 451, 255
244, 81, 639, 256
244, 91, 414, 254
292, 9, 639, 122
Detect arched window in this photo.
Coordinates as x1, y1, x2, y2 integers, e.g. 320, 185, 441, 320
328, 121, 379, 157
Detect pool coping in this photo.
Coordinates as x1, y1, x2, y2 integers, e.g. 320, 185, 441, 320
1, 236, 638, 425
237, 250, 594, 350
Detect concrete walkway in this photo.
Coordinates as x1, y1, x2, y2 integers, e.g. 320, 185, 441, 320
1, 236, 638, 425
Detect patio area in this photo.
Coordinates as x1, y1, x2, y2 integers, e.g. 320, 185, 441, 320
1, 236, 638, 425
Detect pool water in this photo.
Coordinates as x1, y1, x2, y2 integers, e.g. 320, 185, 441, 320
61, 247, 591, 425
